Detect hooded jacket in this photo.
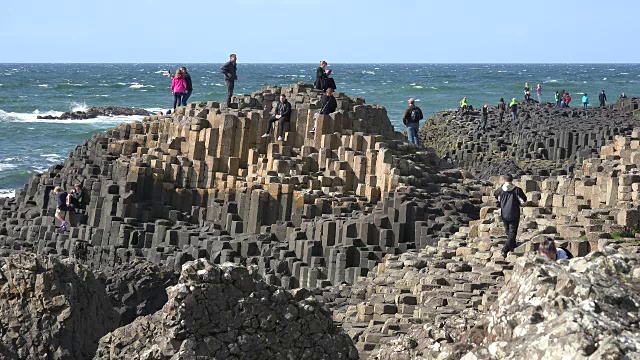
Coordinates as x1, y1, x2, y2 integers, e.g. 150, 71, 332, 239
494, 182, 527, 222
220, 61, 237, 82
171, 76, 187, 93
582, 95, 589, 104
509, 98, 518, 112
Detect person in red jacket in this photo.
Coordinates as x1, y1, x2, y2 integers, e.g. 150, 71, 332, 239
565, 93, 572, 108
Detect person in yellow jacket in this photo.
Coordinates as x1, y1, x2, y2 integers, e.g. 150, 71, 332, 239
509, 98, 518, 121
460, 97, 472, 112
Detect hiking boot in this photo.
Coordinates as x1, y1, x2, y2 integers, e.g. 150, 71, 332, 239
501, 250, 508, 259
277, 136, 283, 141
309, 128, 315, 134
60, 222, 69, 231
261, 133, 269, 138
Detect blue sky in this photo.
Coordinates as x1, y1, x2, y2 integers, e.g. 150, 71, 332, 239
1, 0, 638, 63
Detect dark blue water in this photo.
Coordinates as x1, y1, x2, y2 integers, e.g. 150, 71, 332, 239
0, 63, 638, 195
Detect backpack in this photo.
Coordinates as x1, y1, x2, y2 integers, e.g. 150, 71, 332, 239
410, 107, 423, 122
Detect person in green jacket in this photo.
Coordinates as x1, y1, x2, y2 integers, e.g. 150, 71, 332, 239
460, 97, 470, 112
509, 98, 518, 121
582, 93, 589, 109
554, 91, 560, 107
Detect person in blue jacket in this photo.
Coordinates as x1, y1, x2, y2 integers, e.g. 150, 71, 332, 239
582, 93, 589, 109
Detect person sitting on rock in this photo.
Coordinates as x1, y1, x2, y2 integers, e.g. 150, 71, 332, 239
310, 87, 337, 134
538, 237, 573, 260
53, 186, 72, 231
459, 97, 472, 112
509, 98, 518, 121
261, 94, 292, 142
314, 60, 328, 90
494, 175, 527, 258
69, 183, 85, 209
620, 92, 627, 99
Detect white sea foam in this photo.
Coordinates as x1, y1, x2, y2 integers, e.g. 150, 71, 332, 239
0, 163, 17, 171
0, 109, 146, 124
38, 84, 48, 87
214, 83, 223, 87
129, 83, 154, 89
545, 79, 559, 83
497, 71, 507, 73
70, 102, 88, 112
412, 85, 423, 89
603, 78, 607, 80
362, 71, 375, 75
620, 73, 629, 75
0, 189, 15, 198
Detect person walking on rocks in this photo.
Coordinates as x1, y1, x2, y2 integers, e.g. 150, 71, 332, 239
310, 87, 338, 134
494, 175, 527, 258
599, 90, 607, 107
554, 91, 560, 107
402, 98, 423, 146
180, 66, 193, 106
481, 104, 488, 131
497, 98, 506, 122
53, 186, 71, 231
536, 84, 542, 103
169, 68, 187, 111
582, 93, 589, 109
509, 98, 518, 121
314, 61, 329, 90
261, 94, 292, 142
220, 54, 238, 107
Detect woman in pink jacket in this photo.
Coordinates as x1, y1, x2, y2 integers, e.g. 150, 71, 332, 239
168, 68, 187, 110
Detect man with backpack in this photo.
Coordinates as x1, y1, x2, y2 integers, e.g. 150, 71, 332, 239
402, 98, 423, 147
494, 174, 528, 258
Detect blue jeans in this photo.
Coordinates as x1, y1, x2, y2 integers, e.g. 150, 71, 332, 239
181, 91, 192, 106
407, 122, 421, 146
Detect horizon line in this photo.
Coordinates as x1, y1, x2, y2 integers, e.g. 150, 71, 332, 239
1, 62, 639, 65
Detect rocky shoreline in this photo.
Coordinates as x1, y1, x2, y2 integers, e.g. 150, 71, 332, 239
36, 106, 152, 120
0, 84, 638, 359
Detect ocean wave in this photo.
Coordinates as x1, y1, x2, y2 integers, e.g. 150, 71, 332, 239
362, 71, 376, 75
603, 78, 607, 81
0, 163, 17, 172
0, 109, 146, 124
129, 83, 154, 89
545, 79, 559, 83
37, 84, 49, 87
70, 102, 88, 112
0, 189, 15, 198
620, 73, 629, 75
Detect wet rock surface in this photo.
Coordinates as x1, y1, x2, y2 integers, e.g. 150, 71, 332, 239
36, 106, 152, 120
94, 259, 358, 360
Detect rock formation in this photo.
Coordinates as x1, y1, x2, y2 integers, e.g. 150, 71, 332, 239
95, 258, 358, 360
0, 252, 118, 359
420, 98, 640, 178
36, 106, 152, 120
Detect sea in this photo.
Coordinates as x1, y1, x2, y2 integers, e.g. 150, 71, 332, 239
0, 63, 638, 196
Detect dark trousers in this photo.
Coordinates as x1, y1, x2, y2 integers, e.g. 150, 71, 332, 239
481, 116, 488, 130
583, 103, 588, 109
499, 111, 504, 122
173, 92, 183, 109
225, 80, 235, 107
600, 100, 605, 107
502, 219, 519, 254
181, 91, 192, 106
266, 116, 287, 137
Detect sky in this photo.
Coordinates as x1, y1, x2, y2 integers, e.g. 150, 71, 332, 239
1, 0, 638, 63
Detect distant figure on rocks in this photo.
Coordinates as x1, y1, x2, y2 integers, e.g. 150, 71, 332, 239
565, 92, 572, 108
481, 104, 488, 131
560, 90, 566, 108
494, 175, 527, 258
497, 98, 506, 122
69, 183, 84, 209
620, 92, 627, 99
314, 61, 328, 90
180, 66, 193, 106
310, 87, 338, 134
402, 98, 423, 146
220, 54, 238, 107
509, 98, 518, 121
53, 186, 71, 231
460, 97, 472, 112
536, 84, 542, 103
582, 93, 589, 109
554, 91, 560, 107
169, 68, 187, 111
261, 94, 292, 142
599, 90, 607, 107
538, 237, 573, 260
524, 82, 531, 102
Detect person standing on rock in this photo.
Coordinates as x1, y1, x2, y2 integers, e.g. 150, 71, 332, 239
494, 175, 527, 258
53, 186, 71, 231
220, 54, 238, 107
599, 90, 607, 107
497, 98, 506, 122
180, 66, 193, 106
261, 94, 292, 142
565, 92, 572, 108
582, 93, 589, 109
524, 82, 531, 102
169, 68, 187, 111
554, 91, 560, 107
314, 61, 329, 90
481, 104, 488, 131
509, 98, 518, 121
536, 84, 542, 103
560, 90, 566, 108
402, 98, 423, 146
